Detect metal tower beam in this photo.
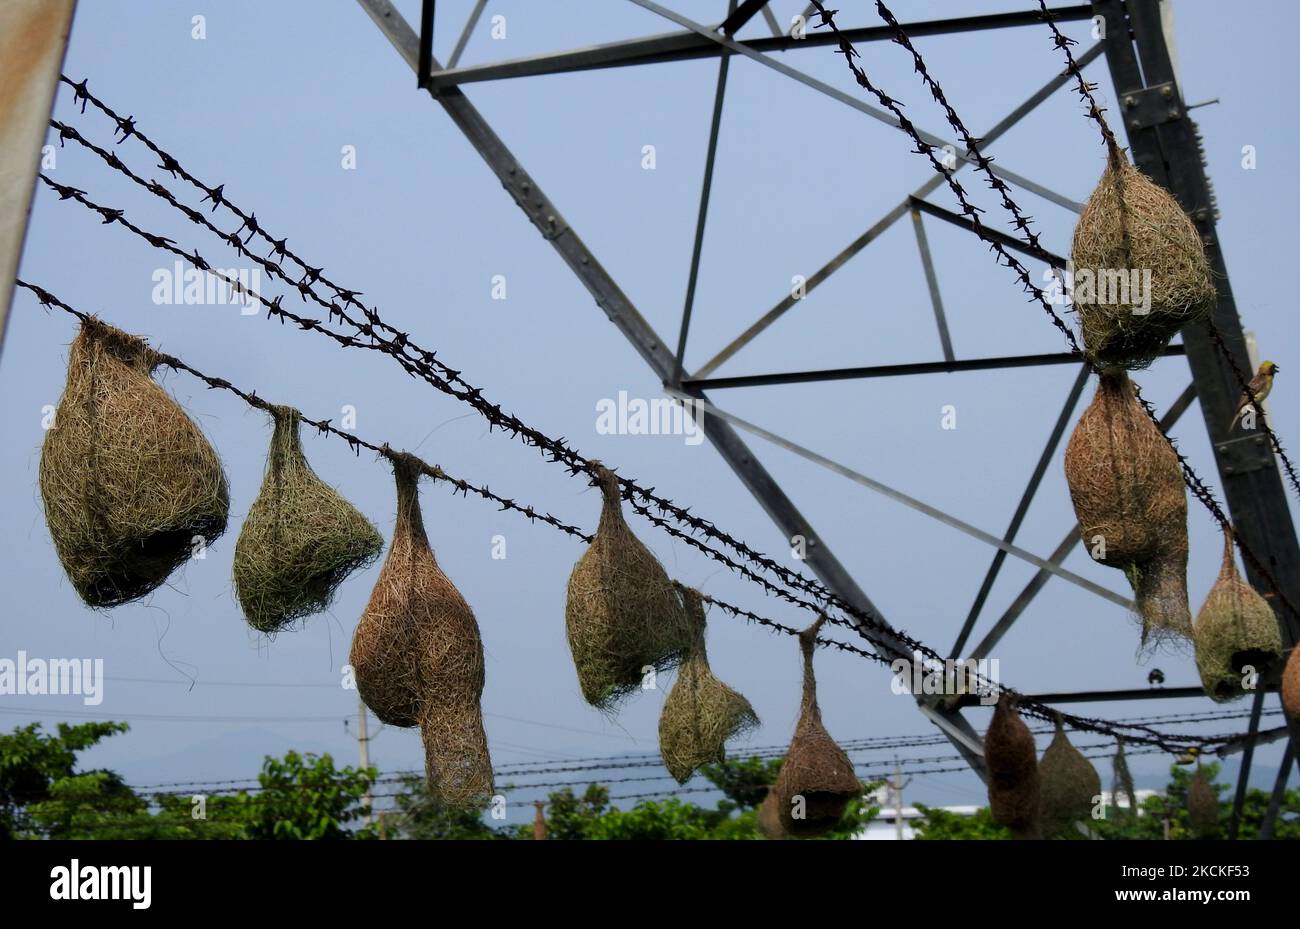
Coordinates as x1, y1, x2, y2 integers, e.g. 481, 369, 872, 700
354, 0, 992, 777
425, 5, 1095, 87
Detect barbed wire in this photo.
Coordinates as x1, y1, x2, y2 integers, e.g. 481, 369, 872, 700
18, 279, 901, 673
803, 1, 1300, 627
1031, 2, 1300, 504
34, 75, 1273, 755
52, 76, 865, 624
41, 80, 1160, 710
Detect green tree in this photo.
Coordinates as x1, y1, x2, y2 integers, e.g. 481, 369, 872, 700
0, 721, 128, 839
912, 803, 1011, 840
388, 773, 505, 840
235, 751, 376, 840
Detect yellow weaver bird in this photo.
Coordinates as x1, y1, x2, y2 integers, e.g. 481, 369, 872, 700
1229, 361, 1279, 430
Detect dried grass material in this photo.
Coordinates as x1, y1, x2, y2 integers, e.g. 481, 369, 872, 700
756, 791, 785, 840
1112, 738, 1138, 819
233, 406, 383, 633
658, 589, 758, 783
985, 694, 1040, 840
419, 700, 492, 812
1193, 530, 1283, 702
39, 318, 229, 608
564, 464, 694, 709
1064, 371, 1191, 649
349, 453, 491, 814
1284, 647, 1300, 722
1187, 764, 1219, 838
1039, 717, 1101, 838
1071, 158, 1215, 369
769, 618, 860, 838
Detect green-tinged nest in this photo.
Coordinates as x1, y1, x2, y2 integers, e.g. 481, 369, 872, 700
1064, 370, 1191, 651
233, 406, 383, 633
658, 588, 758, 784
756, 791, 784, 840
1187, 765, 1219, 838
985, 694, 1040, 840
565, 464, 695, 710
1284, 648, 1300, 721
767, 618, 860, 839
1193, 530, 1283, 702
39, 317, 229, 608
1071, 157, 1216, 369
1039, 717, 1100, 838
349, 453, 492, 810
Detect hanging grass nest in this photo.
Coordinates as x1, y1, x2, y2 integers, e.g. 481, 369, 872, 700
984, 694, 1040, 839
1039, 716, 1100, 838
1071, 155, 1216, 369
1284, 647, 1300, 722
350, 452, 493, 810
233, 406, 383, 633
1064, 370, 1191, 650
39, 317, 229, 608
1186, 763, 1219, 838
564, 464, 695, 710
657, 588, 759, 784
1193, 529, 1283, 702
767, 617, 860, 838
1281, 647, 1300, 721
1112, 737, 1137, 820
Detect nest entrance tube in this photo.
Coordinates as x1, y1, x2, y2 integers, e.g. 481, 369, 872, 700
39, 317, 230, 608
1187, 761, 1219, 838
657, 588, 758, 784
1064, 370, 1191, 652
1193, 528, 1283, 702
765, 617, 860, 838
564, 463, 694, 710
234, 405, 383, 633
349, 451, 493, 810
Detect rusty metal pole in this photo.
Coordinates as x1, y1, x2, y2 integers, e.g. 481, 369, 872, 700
0, 0, 77, 361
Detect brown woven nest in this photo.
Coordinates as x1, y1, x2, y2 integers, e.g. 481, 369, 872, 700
1284, 647, 1300, 722
564, 464, 694, 710
1112, 737, 1138, 820
767, 617, 860, 838
984, 694, 1041, 840
39, 317, 229, 608
350, 452, 493, 810
233, 406, 383, 633
1186, 763, 1219, 838
1064, 370, 1191, 651
658, 588, 758, 784
1039, 716, 1100, 838
1071, 156, 1216, 369
1193, 529, 1283, 702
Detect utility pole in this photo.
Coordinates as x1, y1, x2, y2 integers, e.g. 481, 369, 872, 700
887, 762, 911, 841
533, 800, 547, 841
357, 695, 373, 827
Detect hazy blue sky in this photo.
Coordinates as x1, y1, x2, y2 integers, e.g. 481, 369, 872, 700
3, 0, 1296, 822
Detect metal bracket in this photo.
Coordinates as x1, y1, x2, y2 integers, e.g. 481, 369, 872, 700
1119, 81, 1181, 130
500, 164, 568, 240
1215, 432, 1275, 477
